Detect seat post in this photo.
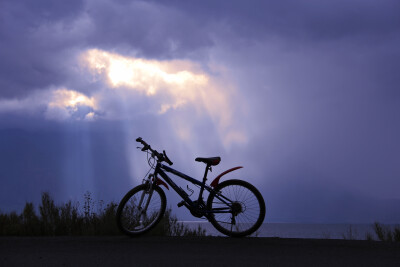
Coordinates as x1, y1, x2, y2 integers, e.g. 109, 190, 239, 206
202, 164, 210, 183
198, 164, 210, 202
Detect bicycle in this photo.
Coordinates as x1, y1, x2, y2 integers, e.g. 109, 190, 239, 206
116, 137, 266, 237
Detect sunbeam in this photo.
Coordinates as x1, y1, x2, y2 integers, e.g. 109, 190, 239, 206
82, 49, 248, 148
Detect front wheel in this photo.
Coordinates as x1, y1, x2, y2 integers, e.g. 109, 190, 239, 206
207, 179, 265, 237
116, 184, 166, 236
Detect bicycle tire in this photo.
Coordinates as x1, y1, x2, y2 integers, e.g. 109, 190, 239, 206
116, 184, 166, 236
207, 179, 265, 237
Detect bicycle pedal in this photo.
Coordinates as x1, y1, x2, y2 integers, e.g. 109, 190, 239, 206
177, 201, 185, 208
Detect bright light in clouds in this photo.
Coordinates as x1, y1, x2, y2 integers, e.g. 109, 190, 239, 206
0, 88, 97, 121
45, 89, 97, 121
84, 49, 208, 95
82, 49, 248, 147
49, 89, 95, 110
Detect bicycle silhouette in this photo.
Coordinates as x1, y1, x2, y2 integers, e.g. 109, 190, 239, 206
116, 137, 265, 237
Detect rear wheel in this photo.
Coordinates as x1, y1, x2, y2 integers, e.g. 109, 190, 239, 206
116, 184, 166, 236
207, 179, 265, 237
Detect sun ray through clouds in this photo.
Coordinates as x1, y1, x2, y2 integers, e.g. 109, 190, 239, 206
81, 49, 248, 148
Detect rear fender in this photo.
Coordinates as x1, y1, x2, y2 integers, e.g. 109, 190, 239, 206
210, 166, 243, 188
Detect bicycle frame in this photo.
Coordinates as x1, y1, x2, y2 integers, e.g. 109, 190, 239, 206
153, 162, 234, 215
117, 137, 265, 237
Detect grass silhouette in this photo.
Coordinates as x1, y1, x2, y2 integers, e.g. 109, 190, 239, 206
0, 192, 206, 236
371, 222, 400, 242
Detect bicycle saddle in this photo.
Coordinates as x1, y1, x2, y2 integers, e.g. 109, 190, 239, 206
195, 157, 221, 166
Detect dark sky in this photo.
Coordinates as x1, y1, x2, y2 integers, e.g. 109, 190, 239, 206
1, 0, 399, 223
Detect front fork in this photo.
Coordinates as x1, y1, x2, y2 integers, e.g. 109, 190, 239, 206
138, 174, 156, 221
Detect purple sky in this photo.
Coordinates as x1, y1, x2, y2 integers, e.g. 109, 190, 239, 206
1, 0, 400, 223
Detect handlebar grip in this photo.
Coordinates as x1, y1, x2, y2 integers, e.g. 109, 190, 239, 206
136, 137, 148, 146
136, 137, 149, 151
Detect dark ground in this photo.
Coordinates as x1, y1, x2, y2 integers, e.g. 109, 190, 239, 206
0, 236, 399, 267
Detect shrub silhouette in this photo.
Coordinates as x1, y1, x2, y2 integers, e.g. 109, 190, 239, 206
372, 222, 400, 242
149, 208, 207, 236
40, 192, 60, 235
0, 192, 206, 236
22, 202, 40, 235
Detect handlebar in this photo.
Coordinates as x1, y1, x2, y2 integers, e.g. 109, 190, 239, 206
136, 137, 173, 166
